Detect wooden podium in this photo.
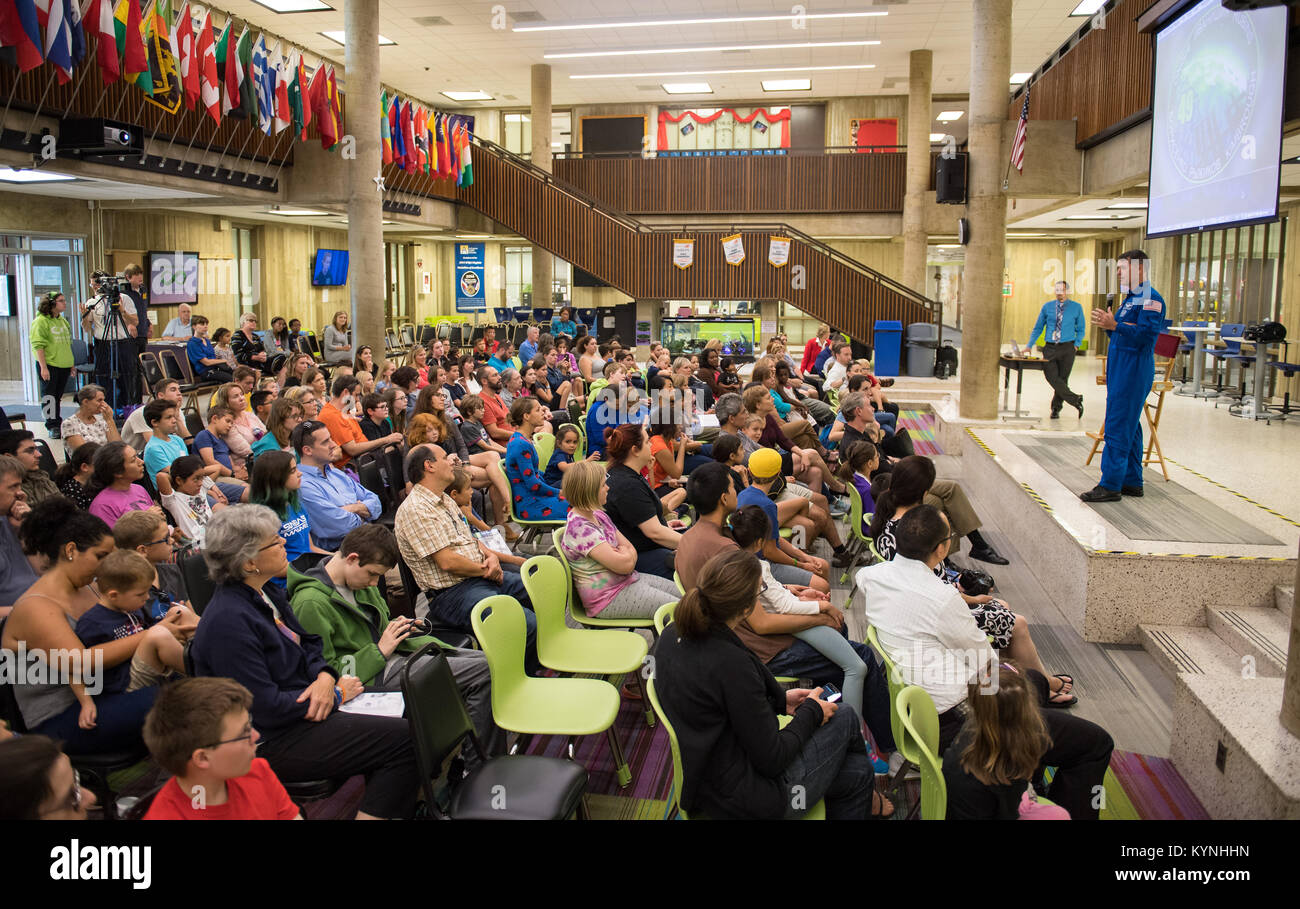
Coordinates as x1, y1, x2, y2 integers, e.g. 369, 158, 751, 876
1085, 333, 1182, 480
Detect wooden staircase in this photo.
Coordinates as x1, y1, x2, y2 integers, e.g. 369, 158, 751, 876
457, 138, 940, 347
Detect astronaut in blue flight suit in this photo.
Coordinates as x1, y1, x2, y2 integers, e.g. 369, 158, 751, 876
1080, 249, 1166, 503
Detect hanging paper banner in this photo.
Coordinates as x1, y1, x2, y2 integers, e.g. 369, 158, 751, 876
768, 236, 791, 268
672, 239, 695, 270
722, 233, 745, 266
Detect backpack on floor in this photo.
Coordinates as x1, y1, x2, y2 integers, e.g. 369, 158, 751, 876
935, 342, 959, 379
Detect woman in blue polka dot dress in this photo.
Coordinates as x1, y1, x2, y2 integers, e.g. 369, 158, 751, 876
504, 397, 567, 522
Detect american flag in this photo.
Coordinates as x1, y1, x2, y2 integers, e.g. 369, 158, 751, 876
1010, 85, 1030, 173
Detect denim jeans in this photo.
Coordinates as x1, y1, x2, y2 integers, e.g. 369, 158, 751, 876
428, 562, 539, 673
634, 547, 675, 581
778, 705, 876, 819
790, 624, 868, 722
768, 562, 813, 587
765, 634, 895, 753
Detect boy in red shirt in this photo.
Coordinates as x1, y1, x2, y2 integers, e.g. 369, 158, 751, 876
142, 677, 301, 820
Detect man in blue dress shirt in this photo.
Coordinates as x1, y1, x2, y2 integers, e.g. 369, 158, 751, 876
1081, 250, 1166, 503
1028, 280, 1087, 419
293, 421, 383, 549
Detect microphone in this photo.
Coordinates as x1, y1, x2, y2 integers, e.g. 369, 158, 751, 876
1105, 294, 1115, 311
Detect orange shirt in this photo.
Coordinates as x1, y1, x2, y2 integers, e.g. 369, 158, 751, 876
318, 401, 366, 468
480, 391, 509, 439
649, 434, 673, 488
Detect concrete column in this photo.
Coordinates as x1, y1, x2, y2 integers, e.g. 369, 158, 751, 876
959, 0, 1011, 420
345, 0, 384, 358
902, 49, 933, 293
530, 64, 553, 317
1283, 544, 1300, 737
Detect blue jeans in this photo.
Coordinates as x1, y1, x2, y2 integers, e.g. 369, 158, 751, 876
874, 411, 897, 434
683, 453, 713, 474
635, 547, 675, 581
765, 635, 895, 753
778, 705, 876, 819
32, 687, 158, 754
791, 625, 868, 723
769, 562, 813, 586
428, 563, 539, 673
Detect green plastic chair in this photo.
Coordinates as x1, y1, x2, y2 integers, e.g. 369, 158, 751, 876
647, 675, 824, 820
672, 572, 684, 596
521, 554, 652, 733
866, 625, 913, 785
654, 601, 677, 635
469, 595, 631, 786
896, 685, 946, 820
498, 460, 564, 547
532, 431, 555, 475
552, 529, 657, 632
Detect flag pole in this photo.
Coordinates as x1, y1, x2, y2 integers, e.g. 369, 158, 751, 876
21, 71, 58, 143
243, 128, 269, 181
58, 55, 97, 122
257, 128, 291, 185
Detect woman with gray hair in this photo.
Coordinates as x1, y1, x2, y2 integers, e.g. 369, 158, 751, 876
60, 384, 122, 452
189, 505, 420, 819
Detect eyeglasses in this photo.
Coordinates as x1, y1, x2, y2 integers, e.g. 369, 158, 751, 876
147, 534, 172, 547
40, 768, 82, 817
259, 538, 286, 552
203, 723, 256, 749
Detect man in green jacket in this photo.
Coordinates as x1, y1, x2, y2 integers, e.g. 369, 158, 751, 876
287, 524, 500, 767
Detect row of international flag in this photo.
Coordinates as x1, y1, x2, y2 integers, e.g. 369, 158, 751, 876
0, 0, 473, 184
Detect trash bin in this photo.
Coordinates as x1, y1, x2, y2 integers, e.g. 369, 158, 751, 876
906, 322, 939, 377
873, 320, 904, 377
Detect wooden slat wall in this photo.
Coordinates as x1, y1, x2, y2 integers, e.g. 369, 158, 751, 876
552, 151, 906, 215
1006, 0, 1153, 146
462, 147, 931, 344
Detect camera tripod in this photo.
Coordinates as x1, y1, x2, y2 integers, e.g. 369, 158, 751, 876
90, 294, 138, 419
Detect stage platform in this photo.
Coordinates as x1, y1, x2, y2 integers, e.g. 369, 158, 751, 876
956, 426, 1296, 644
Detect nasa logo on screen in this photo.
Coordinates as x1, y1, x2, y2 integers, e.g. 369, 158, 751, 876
1168, 3, 1260, 185
460, 272, 480, 297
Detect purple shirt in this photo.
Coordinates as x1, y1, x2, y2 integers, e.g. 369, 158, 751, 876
89, 484, 155, 529
852, 472, 876, 537
560, 510, 637, 616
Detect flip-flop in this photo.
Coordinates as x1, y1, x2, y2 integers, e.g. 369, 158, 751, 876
1052, 673, 1075, 695
1044, 680, 1077, 709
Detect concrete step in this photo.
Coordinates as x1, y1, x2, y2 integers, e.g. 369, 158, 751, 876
1208, 607, 1288, 678
1138, 624, 1248, 682
1275, 584, 1294, 619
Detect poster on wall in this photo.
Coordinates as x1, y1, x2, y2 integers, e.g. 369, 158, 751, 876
850, 118, 898, 152
672, 239, 695, 269
722, 233, 745, 266
767, 236, 791, 268
147, 251, 200, 304
455, 243, 486, 312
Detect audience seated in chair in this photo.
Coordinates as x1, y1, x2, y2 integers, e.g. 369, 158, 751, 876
0, 430, 59, 508
504, 398, 568, 523
600, 424, 687, 581
0, 735, 98, 819
292, 421, 381, 552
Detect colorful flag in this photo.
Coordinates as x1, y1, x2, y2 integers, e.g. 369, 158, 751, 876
83, 0, 117, 82
36, 0, 72, 82
290, 52, 310, 139
415, 105, 428, 174
379, 90, 391, 165
174, 1, 197, 110
437, 113, 451, 178
1010, 83, 1030, 174
308, 62, 337, 148
142, 0, 180, 112
251, 32, 271, 133
113, 0, 146, 86
215, 18, 237, 115
458, 120, 472, 186
235, 24, 254, 120
272, 43, 289, 133
1, 0, 45, 72
126, 0, 152, 96
326, 65, 341, 148
196, 8, 217, 122
400, 100, 415, 173
67, 0, 83, 66
388, 94, 404, 166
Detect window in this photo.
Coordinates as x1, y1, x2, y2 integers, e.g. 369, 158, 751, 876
385, 242, 409, 325
505, 247, 573, 307
503, 111, 572, 156
1171, 218, 1285, 325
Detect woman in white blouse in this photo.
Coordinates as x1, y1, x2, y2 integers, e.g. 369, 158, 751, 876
61, 385, 121, 453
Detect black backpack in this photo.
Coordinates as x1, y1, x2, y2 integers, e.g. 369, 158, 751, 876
935, 342, 959, 379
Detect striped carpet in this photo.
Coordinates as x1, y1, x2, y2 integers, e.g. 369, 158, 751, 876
897, 410, 943, 456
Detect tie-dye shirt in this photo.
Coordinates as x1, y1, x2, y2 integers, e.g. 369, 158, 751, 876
560, 510, 637, 615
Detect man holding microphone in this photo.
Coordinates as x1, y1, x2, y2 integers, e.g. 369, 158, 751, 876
1027, 280, 1086, 420
1080, 250, 1166, 503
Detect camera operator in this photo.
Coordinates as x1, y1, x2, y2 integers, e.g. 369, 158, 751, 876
121, 263, 150, 357
81, 270, 141, 414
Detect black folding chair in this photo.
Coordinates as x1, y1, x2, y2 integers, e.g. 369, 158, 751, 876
180, 550, 217, 615
394, 555, 476, 650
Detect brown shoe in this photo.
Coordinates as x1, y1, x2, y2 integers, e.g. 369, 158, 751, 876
502, 525, 521, 543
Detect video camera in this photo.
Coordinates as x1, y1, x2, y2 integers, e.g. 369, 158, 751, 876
90, 270, 124, 308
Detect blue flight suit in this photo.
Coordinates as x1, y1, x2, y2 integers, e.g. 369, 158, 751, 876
1100, 282, 1166, 492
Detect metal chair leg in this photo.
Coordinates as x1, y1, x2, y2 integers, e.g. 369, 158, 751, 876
606, 727, 633, 788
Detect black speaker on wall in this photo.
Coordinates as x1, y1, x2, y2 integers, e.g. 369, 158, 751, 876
935, 153, 968, 204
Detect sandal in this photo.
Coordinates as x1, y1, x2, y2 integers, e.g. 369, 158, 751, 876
1051, 674, 1074, 696
1044, 675, 1077, 708
620, 681, 644, 701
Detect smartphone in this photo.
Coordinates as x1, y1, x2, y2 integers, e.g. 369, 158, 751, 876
820, 683, 841, 703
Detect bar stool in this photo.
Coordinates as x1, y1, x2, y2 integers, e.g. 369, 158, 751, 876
1204, 323, 1245, 398
1268, 356, 1298, 420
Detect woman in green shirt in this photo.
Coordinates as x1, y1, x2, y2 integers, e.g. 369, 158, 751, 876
30, 292, 74, 437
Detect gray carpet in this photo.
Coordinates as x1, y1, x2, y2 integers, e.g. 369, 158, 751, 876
1013, 435, 1282, 545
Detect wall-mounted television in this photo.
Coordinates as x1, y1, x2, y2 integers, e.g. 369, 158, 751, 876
147, 250, 199, 304
1146, 0, 1287, 238
312, 249, 350, 286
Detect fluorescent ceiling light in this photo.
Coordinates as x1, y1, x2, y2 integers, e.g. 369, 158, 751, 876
573, 63, 874, 80
663, 83, 713, 94
442, 90, 494, 102
1070, 1, 1106, 16
935, 110, 964, 122
1006, 233, 1047, 238
545, 40, 879, 60
1061, 214, 1137, 220
929, 133, 948, 142
456, 235, 490, 240
762, 79, 811, 92
1010, 72, 1031, 85
516, 10, 887, 32
268, 206, 329, 216
1103, 201, 1148, 209
935, 245, 962, 249
252, 0, 331, 12
0, 167, 75, 183
320, 30, 395, 46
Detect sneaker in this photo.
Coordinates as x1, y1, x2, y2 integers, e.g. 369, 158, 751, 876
829, 495, 850, 517
869, 750, 889, 775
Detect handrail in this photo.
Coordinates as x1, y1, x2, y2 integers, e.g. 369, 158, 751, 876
467, 133, 942, 330
552, 145, 909, 159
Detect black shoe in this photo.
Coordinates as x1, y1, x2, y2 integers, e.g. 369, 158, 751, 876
968, 545, 1009, 566
1080, 485, 1121, 503
1049, 411, 1061, 420
1073, 399, 1084, 418
1121, 485, 1144, 497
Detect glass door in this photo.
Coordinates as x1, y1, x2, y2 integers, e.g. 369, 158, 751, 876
2, 234, 85, 405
